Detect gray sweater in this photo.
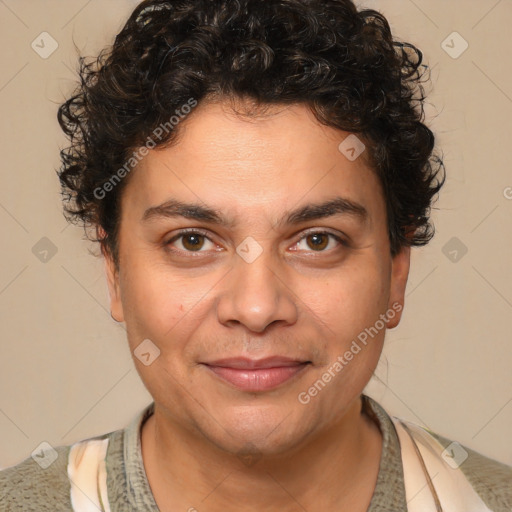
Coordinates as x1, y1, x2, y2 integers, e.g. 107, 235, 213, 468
1, 395, 511, 511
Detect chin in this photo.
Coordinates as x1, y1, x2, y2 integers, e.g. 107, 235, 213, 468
201, 404, 314, 458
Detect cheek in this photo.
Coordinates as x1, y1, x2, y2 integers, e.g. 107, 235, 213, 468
118, 259, 198, 341
296, 257, 390, 332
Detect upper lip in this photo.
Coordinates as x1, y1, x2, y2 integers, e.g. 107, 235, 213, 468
203, 356, 309, 369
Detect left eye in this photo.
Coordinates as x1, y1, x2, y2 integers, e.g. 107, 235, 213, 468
292, 232, 342, 252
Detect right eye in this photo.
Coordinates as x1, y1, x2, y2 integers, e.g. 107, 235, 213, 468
165, 229, 218, 254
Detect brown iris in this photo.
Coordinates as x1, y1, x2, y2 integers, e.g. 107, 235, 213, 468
306, 233, 329, 251
182, 233, 205, 251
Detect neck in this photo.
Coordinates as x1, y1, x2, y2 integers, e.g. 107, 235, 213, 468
141, 395, 382, 512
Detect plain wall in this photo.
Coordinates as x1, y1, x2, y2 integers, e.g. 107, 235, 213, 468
0, 0, 511, 468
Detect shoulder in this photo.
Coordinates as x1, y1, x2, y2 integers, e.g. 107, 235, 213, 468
0, 431, 114, 512
365, 394, 512, 512
0, 443, 73, 511
428, 429, 512, 512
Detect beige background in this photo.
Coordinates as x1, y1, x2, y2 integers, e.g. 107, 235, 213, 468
0, 0, 511, 469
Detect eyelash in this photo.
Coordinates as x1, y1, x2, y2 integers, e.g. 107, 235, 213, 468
164, 228, 347, 256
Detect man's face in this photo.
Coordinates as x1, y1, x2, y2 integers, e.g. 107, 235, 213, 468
105, 100, 409, 456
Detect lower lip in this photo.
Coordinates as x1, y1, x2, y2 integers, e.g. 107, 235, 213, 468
204, 364, 309, 392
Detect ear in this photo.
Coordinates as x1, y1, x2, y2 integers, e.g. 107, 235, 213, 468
386, 245, 410, 329
100, 231, 125, 323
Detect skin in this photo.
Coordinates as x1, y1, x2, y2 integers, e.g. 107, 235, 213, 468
104, 99, 410, 511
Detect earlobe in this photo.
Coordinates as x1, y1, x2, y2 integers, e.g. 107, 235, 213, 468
387, 245, 411, 329
102, 242, 125, 324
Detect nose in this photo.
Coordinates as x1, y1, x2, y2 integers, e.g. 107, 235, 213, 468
216, 250, 298, 333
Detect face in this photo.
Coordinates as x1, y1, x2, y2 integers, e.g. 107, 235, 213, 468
105, 99, 410, 457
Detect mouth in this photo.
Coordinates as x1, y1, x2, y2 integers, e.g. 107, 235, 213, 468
201, 357, 312, 392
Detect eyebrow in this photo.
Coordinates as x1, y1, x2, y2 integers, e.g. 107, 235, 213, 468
141, 196, 368, 227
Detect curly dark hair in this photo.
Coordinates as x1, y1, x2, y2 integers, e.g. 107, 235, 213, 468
57, 0, 445, 269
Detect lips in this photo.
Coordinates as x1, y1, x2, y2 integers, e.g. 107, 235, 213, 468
202, 357, 310, 392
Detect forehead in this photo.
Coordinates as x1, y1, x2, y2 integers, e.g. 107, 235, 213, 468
164, 99, 371, 170
122, 99, 385, 226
